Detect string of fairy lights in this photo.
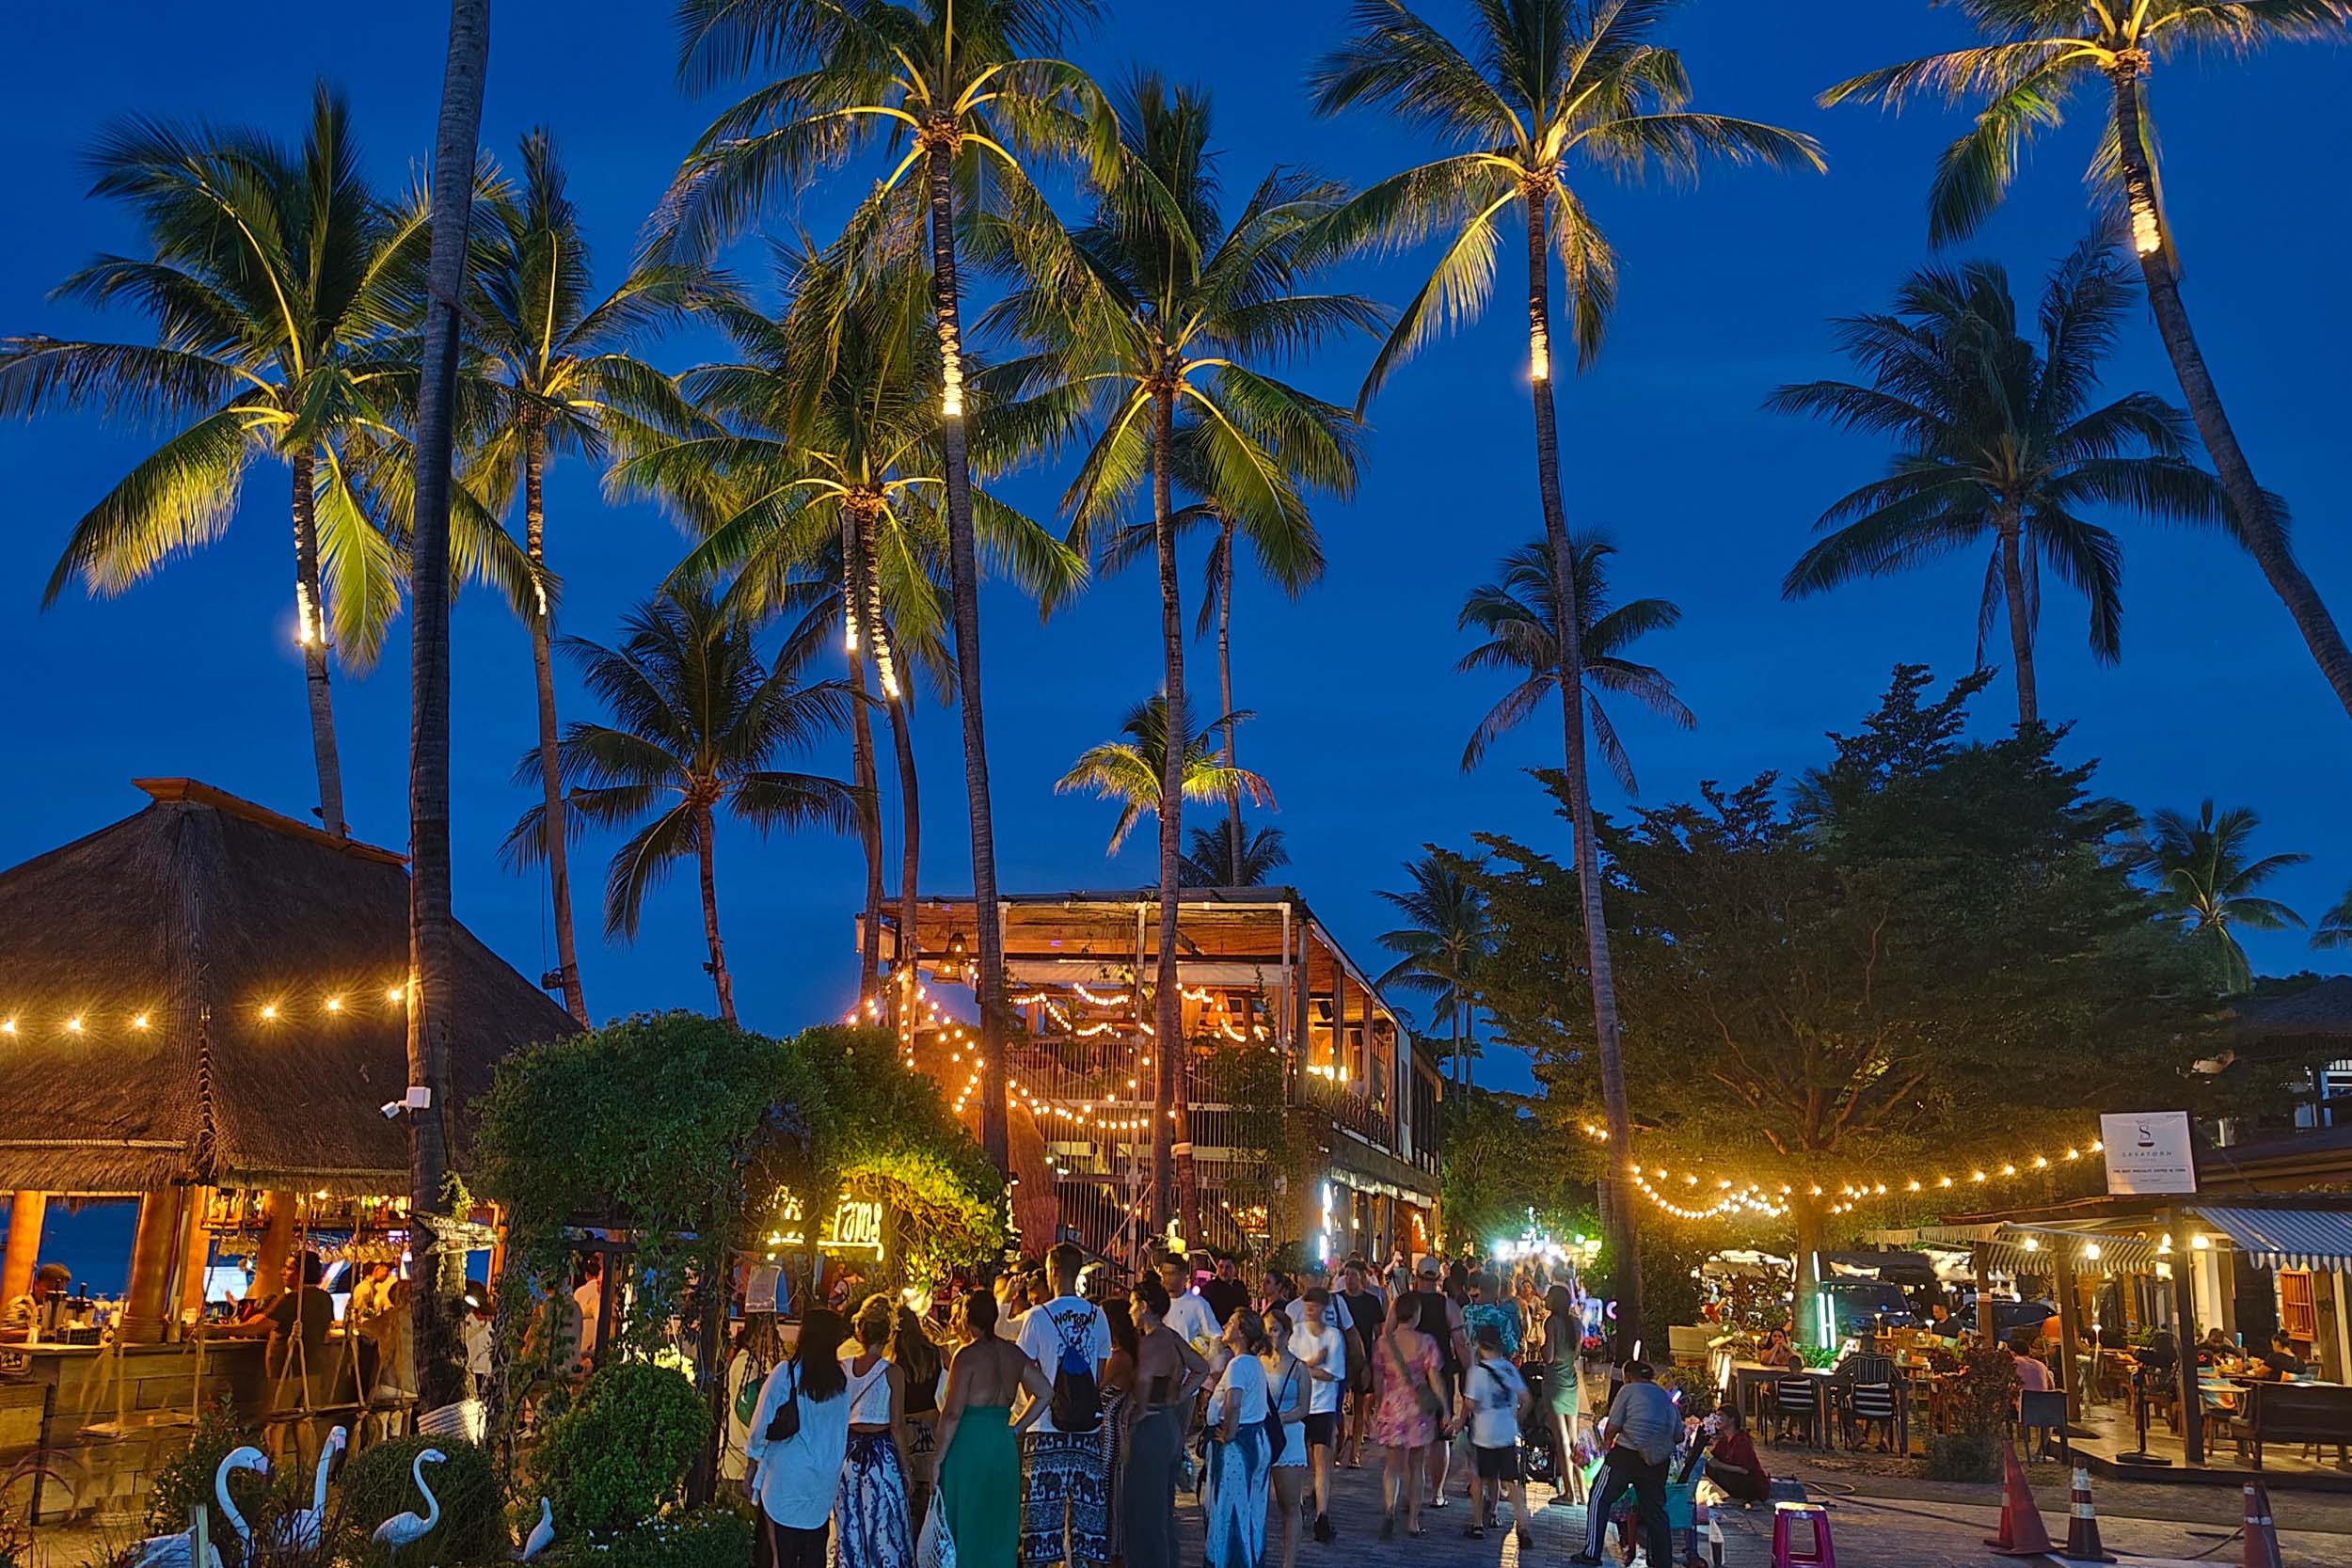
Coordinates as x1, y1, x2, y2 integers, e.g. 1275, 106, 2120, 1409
1574, 1121, 2109, 1223
2, 983, 417, 1040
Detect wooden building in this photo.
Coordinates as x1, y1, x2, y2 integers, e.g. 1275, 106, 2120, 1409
871, 888, 1444, 1263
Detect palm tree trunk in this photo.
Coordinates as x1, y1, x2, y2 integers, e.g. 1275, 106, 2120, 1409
2107, 67, 2352, 721
694, 801, 738, 1026
886, 688, 921, 1005
525, 426, 587, 1025
289, 452, 347, 839
1525, 189, 1642, 1352
1216, 518, 1242, 883
405, 0, 488, 1418
1996, 516, 2038, 728
841, 518, 884, 1006
925, 135, 1009, 1173
1150, 383, 1196, 1243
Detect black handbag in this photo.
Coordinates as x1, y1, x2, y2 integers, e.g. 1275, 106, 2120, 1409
1264, 1364, 1295, 1454
764, 1361, 802, 1442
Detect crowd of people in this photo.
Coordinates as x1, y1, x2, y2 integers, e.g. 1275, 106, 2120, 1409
726, 1243, 1751, 1568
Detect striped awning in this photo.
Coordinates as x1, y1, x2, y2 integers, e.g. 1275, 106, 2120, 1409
2190, 1206, 2352, 1271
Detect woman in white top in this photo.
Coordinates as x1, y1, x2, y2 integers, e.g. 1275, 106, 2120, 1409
746, 1308, 854, 1568
1203, 1311, 1274, 1568
837, 1295, 914, 1568
1259, 1307, 1311, 1568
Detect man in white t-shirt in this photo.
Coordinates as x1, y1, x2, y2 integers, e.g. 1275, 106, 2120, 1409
1157, 1253, 1223, 1360
1291, 1288, 1347, 1541
1014, 1243, 1114, 1568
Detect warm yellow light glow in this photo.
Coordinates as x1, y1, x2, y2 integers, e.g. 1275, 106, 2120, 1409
389, 986, 407, 1004
326, 996, 342, 1012
1529, 323, 1550, 382
66, 1017, 84, 1033
261, 1005, 279, 1021
133, 1014, 150, 1029
2, 1020, 14, 1036
2130, 200, 2162, 257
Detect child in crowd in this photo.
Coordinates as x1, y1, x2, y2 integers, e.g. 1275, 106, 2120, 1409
1460, 1323, 1533, 1545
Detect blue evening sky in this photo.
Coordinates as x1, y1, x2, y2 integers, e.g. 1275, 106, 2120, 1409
3, 3, 2346, 1105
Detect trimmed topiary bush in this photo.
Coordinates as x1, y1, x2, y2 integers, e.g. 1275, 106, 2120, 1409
532, 1362, 709, 1537
1922, 1430, 2002, 1482
333, 1435, 504, 1566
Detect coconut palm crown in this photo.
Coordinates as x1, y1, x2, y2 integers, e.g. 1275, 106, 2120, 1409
1772, 233, 2233, 728
1056, 692, 1274, 858
2143, 799, 2308, 993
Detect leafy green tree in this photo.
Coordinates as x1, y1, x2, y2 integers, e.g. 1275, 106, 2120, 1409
503, 592, 856, 1024
1459, 531, 1691, 793
985, 74, 1372, 1228
1438, 1086, 1590, 1252
1823, 0, 2352, 721
1774, 234, 2230, 728
1056, 692, 1273, 858
670, 0, 1116, 1173
1462, 665, 2221, 1272
2316, 886, 2352, 952
1311, 0, 1822, 1343
465, 129, 726, 1025
0, 87, 525, 838
1180, 822, 1289, 887
1375, 852, 1492, 1086
2143, 800, 2307, 992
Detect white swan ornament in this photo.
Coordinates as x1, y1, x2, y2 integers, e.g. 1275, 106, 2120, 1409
272, 1423, 347, 1552
371, 1446, 448, 1557
125, 1446, 268, 1568
516, 1496, 556, 1560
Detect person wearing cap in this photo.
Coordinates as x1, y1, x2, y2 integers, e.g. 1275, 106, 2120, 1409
1566, 1360, 1676, 1568
1, 1261, 71, 1343
1406, 1259, 1468, 1508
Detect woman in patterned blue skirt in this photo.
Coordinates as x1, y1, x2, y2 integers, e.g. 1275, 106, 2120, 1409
839, 1296, 915, 1568
1204, 1310, 1274, 1568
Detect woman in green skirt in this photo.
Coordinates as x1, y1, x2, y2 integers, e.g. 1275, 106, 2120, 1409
935, 1290, 1057, 1568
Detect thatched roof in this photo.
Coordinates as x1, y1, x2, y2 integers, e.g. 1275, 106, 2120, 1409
2231, 976, 2352, 1044
0, 780, 578, 1195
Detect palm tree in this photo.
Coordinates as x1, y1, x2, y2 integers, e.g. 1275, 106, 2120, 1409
1055, 692, 1274, 858
1311, 0, 1822, 1346
614, 229, 1077, 1006
0, 87, 527, 839
2144, 800, 2308, 993
465, 129, 727, 1026
504, 592, 857, 1024
1375, 854, 1491, 1088
984, 73, 1374, 1230
669, 0, 1114, 1173
1180, 822, 1289, 887
1822, 0, 2352, 721
405, 0, 490, 1418
1458, 531, 1692, 793
1772, 235, 2233, 728
2315, 886, 2352, 951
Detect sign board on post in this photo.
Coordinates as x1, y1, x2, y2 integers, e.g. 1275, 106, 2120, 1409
2100, 1111, 2197, 1195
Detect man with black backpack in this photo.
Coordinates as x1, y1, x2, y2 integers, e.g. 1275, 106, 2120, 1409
1015, 1242, 1114, 1568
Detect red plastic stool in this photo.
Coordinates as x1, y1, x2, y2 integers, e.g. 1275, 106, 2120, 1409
1772, 1501, 1836, 1568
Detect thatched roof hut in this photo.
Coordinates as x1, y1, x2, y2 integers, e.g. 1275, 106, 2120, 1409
0, 779, 578, 1196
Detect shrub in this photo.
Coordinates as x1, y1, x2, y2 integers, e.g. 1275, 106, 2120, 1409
1922, 1431, 2002, 1483
332, 1436, 504, 1566
532, 1362, 709, 1537
539, 1505, 752, 1568
1654, 1367, 1716, 1422
144, 1403, 258, 1541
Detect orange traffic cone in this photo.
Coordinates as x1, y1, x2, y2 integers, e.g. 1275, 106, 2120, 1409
2241, 1481, 2285, 1568
2058, 1465, 2116, 1563
1984, 1439, 2056, 1557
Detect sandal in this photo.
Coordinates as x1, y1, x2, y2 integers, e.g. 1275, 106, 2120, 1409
1464, 1526, 1486, 1541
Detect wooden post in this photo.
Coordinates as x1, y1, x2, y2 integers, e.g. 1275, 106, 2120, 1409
121, 1190, 184, 1344
254, 1191, 299, 1297
1971, 1242, 1993, 1344
2167, 1209, 2204, 1465
179, 1188, 214, 1319
2, 1192, 47, 1304
2054, 1246, 2084, 1426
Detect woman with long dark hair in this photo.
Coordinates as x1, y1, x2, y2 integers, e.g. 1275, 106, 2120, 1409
1204, 1308, 1275, 1568
1262, 1307, 1311, 1568
1371, 1292, 1446, 1539
895, 1303, 946, 1528
747, 1308, 853, 1568
1540, 1283, 1582, 1501
1122, 1277, 1210, 1568
935, 1291, 1055, 1568
835, 1295, 914, 1568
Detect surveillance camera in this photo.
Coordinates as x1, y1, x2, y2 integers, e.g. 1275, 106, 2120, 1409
380, 1100, 405, 1119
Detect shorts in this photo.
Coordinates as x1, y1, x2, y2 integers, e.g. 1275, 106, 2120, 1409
1475, 1444, 1523, 1481
1304, 1411, 1340, 1448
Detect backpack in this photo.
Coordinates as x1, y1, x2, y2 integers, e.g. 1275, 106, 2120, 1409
1047, 1309, 1102, 1433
